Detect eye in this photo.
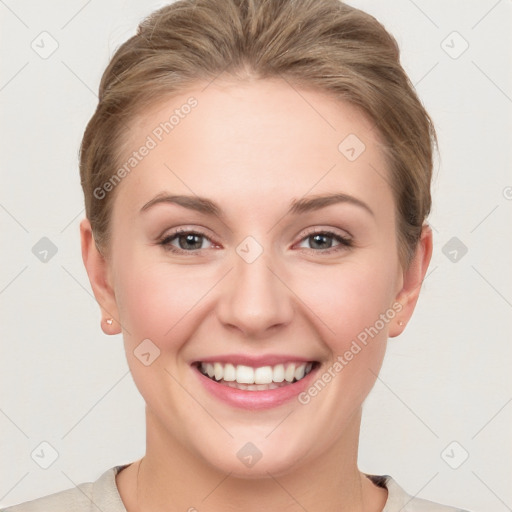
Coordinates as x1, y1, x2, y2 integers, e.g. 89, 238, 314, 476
158, 227, 353, 256
159, 228, 215, 254
296, 229, 353, 254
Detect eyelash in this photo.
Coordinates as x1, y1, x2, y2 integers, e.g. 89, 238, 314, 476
158, 227, 353, 256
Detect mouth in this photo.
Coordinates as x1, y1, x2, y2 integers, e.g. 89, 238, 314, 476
193, 361, 319, 391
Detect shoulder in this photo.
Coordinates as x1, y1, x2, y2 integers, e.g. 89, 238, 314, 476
1, 465, 128, 512
366, 474, 472, 512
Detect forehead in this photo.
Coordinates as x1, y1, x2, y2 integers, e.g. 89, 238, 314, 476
113, 78, 394, 222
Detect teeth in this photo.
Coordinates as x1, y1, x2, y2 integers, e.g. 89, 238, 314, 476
223, 363, 236, 381
236, 365, 254, 384
284, 364, 296, 382
224, 381, 284, 391
214, 362, 223, 381
199, 361, 314, 385
294, 364, 306, 381
254, 366, 273, 384
273, 364, 285, 382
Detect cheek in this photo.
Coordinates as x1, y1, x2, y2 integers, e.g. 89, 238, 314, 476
296, 257, 397, 359
291, 261, 396, 428
113, 254, 215, 349
112, 256, 218, 407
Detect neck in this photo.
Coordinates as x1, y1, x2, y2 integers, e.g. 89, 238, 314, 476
119, 406, 386, 512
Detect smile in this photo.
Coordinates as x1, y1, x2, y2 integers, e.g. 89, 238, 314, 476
196, 361, 317, 391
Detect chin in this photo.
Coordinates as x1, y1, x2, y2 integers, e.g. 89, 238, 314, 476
191, 432, 312, 479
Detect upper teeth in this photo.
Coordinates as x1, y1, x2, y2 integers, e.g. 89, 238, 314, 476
200, 362, 314, 385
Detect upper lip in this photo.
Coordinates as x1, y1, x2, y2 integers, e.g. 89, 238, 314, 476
192, 354, 318, 367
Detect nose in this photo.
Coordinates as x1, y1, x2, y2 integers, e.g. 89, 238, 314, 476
216, 247, 294, 339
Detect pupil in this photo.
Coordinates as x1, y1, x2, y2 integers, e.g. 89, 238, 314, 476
311, 234, 330, 249
180, 234, 202, 250
176, 234, 334, 251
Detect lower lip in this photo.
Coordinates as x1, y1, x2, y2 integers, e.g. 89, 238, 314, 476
193, 365, 318, 410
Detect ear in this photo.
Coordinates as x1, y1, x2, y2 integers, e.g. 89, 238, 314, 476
80, 218, 121, 335
389, 224, 433, 338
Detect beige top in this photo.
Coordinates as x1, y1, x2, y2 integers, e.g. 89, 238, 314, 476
2, 465, 470, 512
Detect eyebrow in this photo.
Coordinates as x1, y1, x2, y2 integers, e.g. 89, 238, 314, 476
140, 192, 375, 218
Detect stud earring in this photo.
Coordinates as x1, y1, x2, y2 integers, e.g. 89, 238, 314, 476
398, 320, 404, 326
106, 318, 113, 325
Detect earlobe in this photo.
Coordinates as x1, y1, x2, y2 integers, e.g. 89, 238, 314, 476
389, 224, 433, 338
79, 218, 121, 335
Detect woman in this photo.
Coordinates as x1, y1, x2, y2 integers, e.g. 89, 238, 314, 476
3, 0, 472, 510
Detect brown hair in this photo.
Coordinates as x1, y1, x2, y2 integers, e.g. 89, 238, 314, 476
79, 0, 437, 266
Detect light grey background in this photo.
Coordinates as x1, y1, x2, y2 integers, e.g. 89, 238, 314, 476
1, 1, 511, 511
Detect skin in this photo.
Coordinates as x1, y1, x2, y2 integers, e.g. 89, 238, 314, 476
80, 77, 432, 512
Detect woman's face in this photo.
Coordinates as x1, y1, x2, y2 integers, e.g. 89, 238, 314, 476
84, 78, 430, 477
